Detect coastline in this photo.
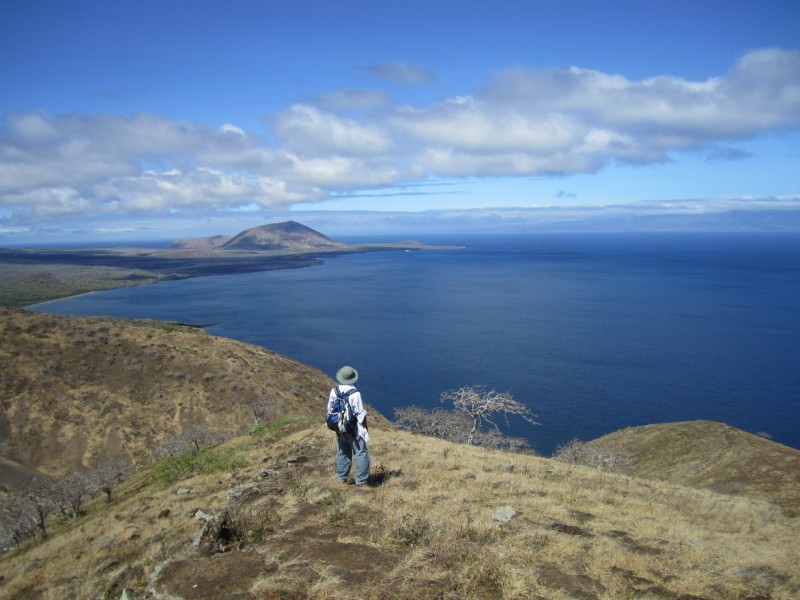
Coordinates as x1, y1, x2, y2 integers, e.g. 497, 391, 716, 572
0, 242, 459, 308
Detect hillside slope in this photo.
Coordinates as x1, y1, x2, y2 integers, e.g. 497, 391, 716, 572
0, 308, 337, 485
1, 421, 798, 599
589, 421, 800, 511
2, 310, 799, 598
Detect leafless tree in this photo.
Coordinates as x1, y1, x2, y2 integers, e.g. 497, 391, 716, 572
395, 403, 533, 450
87, 456, 132, 503
56, 470, 94, 518
24, 475, 60, 540
0, 495, 38, 550
154, 435, 185, 459
154, 423, 231, 461
179, 425, 219, 452
250, 395, 278, 426
553, 439, 637, 471
441, 385, 539, 445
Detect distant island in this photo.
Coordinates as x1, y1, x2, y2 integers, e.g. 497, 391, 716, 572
0, 221, 458, 307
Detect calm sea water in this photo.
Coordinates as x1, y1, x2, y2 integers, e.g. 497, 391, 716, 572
34, 232, 800, 454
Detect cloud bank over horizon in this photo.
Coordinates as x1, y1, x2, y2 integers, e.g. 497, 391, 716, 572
2, 48, 800, 239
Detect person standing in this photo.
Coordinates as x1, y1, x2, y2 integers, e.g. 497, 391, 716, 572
328, 365, 370, 486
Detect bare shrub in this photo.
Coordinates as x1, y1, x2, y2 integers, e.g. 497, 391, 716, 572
250, 395, 280, 426
24, 475, 61, 539
472, 428, 531, 451
394, 406, 472, 443
56, 470, 94, 518
155, 424, 231, 459
181, 424, 222, 452
442, 385, 539, 445
154, 435, 185, 459
394, 403, 533, 450
553, 439, 637, 471
87, 456, 132, 502
0, 494, 38, 549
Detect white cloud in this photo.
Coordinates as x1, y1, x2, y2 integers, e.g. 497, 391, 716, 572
284, 154, 401, 189
392, 98, 586, 153
273, 104, 392, 157
481, 48, 800, 141
1, 48, 799, 231
220, 123, 246, 136
398, 48, 800, 176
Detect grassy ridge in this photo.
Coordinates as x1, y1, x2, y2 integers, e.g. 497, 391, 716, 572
590, 421, 800, 511
1, 422, 798, 599
0, 308, 333, 483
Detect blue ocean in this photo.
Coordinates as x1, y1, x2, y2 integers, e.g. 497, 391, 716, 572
34, 232, 800, 455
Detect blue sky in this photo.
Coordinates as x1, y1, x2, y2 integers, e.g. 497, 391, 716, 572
1, 0, 799, 243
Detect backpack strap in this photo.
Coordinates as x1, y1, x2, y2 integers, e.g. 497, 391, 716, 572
336, 386, 357, 400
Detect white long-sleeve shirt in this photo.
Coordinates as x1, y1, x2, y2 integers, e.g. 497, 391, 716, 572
328, 384, 370, 442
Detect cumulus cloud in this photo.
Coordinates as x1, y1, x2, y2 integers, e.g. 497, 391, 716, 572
1, 48, 799, 230
402, 48, 800, 174
273, 104, 393, 157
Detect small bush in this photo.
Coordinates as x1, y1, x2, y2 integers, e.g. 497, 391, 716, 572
553, 439, 637, 471
393, 514, 431, 547
154, 447, 246, 484
225, 504, 280, 543
248, 415, 312, 438
320, 489, 348, 528
248, 424, 268, 436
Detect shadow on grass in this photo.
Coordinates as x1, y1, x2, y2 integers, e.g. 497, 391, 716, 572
368, 465, 402, 487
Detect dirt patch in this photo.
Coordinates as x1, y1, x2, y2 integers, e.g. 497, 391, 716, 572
151, 550, 271, 599
286, 539, 400, 585
273, 507, 402, 588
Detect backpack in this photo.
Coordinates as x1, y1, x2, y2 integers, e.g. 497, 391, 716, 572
326, 387, 358, 434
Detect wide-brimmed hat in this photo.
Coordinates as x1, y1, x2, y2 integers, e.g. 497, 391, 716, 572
336, 365, 358, 385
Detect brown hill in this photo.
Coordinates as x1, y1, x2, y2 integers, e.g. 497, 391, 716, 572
220, 220, 346, 251
0, 308, 338, 485
588, 420, 800, 511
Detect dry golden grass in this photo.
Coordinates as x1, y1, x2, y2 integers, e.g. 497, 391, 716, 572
0, 308, 335, 483
590, 420, 800, 511
3, 419, 796, 599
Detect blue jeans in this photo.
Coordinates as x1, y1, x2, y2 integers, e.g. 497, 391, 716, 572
336, 432, 370, 485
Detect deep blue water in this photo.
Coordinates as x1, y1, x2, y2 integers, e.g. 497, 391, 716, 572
34, 233, 800, 454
